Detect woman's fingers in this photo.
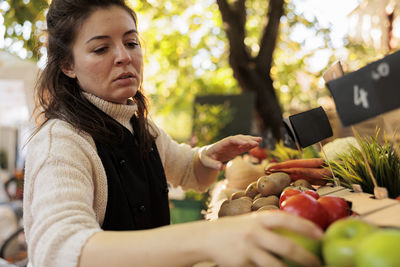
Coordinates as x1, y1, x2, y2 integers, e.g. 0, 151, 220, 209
258, 211, 323, 240
249, 211, 322, 267
206, 135, 262, 162
205, 212, 322, 267
199, 135, 262, 169
254, 229, 321, 267
225, 135, 261, 147
250, 248, 287, 267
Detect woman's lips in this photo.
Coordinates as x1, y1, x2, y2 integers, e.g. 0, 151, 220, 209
114, 76, 136, 86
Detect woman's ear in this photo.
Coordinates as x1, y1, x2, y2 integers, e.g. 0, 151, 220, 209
60, 61, 76, 79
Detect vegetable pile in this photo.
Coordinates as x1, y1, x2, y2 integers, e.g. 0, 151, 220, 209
218, 172, 291, 217
265, 158, 332, 185
218, 165, 350, 231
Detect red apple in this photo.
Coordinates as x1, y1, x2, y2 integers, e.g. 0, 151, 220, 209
279, 188, 303, 207
318, 195, 350, 226
279, 188, 319, 208
281, 193, 329, 230
304, 190, 320, 200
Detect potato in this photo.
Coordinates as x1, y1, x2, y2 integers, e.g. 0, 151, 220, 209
293, 179, 313, 190
254, 193, 263, 201
256, 176, 272, 196
230, 191, 246, 200
256, 205, 279, 212
218, 198, 252, 217
245, 181, 259, 199
240, 196, 253, 202
270, 172, 291, 190
251, 195, 279, 211
257, 173, 291, 196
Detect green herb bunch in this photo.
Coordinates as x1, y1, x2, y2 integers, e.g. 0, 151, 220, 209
328, 132, 400, 199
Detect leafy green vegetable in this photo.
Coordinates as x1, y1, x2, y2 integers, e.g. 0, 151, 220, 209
328, 131, 400, 199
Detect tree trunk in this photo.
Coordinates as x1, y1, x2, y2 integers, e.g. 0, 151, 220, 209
216, 0, 284, 140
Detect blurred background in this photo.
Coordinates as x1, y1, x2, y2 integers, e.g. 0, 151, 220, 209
1, 0, 400, 264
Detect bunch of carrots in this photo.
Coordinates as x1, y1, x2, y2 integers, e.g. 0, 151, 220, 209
265, 158, 332, 185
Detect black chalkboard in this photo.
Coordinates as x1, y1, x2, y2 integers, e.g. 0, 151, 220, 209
283, 106, 333, 148
192, 93, 255, 145
326, 50, 400, 126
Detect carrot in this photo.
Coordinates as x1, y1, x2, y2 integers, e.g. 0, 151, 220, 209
265, 158, 324, 172
288, 174, 328, 186
266, 167, 332, 179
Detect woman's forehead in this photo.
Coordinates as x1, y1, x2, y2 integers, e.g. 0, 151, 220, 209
76, 6, 137, 42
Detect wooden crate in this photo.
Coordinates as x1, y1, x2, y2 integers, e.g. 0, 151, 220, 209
316, 185, 400, 228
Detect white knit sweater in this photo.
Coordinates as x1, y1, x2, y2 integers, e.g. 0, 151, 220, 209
23, 93, 207, 267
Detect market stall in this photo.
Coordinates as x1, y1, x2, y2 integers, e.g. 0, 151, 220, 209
202, 52, 400, 267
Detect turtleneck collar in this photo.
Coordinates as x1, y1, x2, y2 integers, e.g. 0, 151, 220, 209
83, 92, 137, 133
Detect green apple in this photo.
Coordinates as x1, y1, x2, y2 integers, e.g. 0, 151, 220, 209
274, 228, 321, 267
355, 228, 400, 267
322, 218, 377, 267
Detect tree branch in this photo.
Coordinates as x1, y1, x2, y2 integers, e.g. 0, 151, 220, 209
217, 0, 249, 62
256, 0, 284, 73
232, 0, 246, 27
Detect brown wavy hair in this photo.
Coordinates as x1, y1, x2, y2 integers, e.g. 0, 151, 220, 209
34, 0, 156, 153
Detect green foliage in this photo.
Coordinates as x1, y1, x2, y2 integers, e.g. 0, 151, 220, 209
1, 0, 48, 60
344, 42, 387, 72
328, 131, 400, 199
269, 141, 320, 162
183, 189, 209, 203
131, 0, 239, 134
272, 2, 335, 114
192, 102, 235, 146
2, 0, 343, 140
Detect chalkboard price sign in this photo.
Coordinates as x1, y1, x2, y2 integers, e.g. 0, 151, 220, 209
326, 50, 400, 126
282, 106, 333, 148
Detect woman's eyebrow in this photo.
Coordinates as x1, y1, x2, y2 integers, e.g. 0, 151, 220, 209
85, 29, 138, 44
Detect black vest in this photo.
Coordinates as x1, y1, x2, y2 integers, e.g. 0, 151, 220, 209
93, 116, 170, 230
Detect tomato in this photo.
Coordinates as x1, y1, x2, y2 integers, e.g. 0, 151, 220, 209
249, 146, 268, 160
279, 188, 303, 207
279, 188, 320, 207
304, 190, 320, 200
281, 193, 329, 230
318, 195, 350, 227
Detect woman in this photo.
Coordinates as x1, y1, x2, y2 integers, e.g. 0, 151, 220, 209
23, 0, 323, 266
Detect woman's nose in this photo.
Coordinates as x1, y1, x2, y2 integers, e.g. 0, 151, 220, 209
114, 45, 131, 65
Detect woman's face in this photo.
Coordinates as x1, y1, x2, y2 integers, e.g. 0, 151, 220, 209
63, 6, 142, 104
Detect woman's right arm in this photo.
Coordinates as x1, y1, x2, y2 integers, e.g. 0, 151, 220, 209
25, 121, 321, 267
24, 121, 104, 267
80, 211, 322, 267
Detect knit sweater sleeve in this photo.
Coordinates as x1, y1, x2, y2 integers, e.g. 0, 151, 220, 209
23, 120, 103, 267
150, 122, 209, 192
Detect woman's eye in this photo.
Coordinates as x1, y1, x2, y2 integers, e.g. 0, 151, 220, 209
93, 47, 108, 54
126, 41, 139, 48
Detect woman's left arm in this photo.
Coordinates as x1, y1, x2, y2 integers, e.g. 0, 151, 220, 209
194, 135, 261, 187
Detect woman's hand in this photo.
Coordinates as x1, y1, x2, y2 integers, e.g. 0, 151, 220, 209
202, 211, 323, 267
199, 135, 262, 170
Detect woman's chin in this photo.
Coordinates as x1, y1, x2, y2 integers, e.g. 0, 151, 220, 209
113, 89, 137, 104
